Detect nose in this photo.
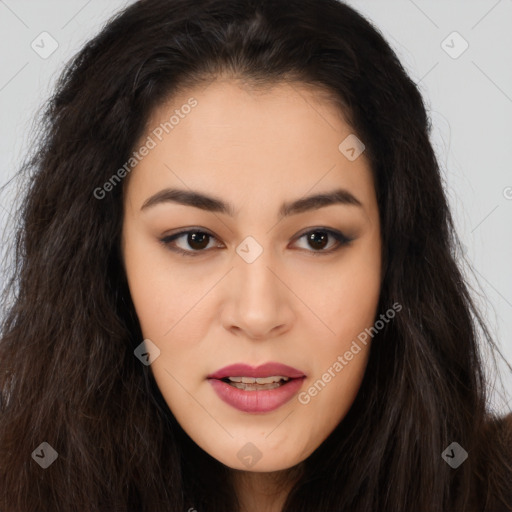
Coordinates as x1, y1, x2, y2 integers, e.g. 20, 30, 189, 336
221, 249, 295, 340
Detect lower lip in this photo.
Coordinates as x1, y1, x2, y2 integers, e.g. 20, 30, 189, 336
208, 378, 305, 413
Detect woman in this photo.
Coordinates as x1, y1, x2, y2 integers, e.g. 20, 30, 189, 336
0, 0, 511, 510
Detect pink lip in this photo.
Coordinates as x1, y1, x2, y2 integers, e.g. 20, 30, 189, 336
207, 363, 306, 413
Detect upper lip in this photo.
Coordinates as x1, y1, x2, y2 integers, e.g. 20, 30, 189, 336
207, 363, 306, 380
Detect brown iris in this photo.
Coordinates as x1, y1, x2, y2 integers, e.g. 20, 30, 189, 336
187, 232, 210, 250
307, 231, 329, 250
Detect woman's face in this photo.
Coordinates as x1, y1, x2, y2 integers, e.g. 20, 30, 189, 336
121, 79, 381, 471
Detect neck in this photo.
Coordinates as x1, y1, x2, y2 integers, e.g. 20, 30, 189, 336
231, 463, 305, 512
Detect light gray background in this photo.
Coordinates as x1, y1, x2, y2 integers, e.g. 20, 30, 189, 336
0, 0, 511, 413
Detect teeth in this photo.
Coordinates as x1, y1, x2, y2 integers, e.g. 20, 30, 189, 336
230, 381, 283, 391
228, 376, 290, 384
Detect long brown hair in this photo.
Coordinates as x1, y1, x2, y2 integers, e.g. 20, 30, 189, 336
1, 0, 511, 510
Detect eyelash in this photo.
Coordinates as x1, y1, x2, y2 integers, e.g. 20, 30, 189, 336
159, 227, 353, 257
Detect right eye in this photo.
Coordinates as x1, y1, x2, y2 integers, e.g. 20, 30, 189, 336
160, 229, 224, 257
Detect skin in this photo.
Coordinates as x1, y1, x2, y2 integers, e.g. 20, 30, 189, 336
121, 77, 382, 512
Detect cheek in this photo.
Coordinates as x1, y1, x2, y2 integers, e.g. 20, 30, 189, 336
303, 248, 381, 348
299, 346, 369, 454
299, 240, 380, 415
122, 228, 179, 337
123, 221, 232, 335
334, 234, 381, 332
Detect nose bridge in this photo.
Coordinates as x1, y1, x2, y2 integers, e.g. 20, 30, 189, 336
235, 237, 281, 305
223, 235, 293, 338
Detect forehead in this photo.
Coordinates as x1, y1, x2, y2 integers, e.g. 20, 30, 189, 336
124, 79, 376, 216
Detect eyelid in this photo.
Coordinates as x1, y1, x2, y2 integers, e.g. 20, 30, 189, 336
159, 226, 354, 257
292, 227, 353, 256
159, 227, 222, 257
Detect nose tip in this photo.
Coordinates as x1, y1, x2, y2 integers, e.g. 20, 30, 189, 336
222, 260, 294, 341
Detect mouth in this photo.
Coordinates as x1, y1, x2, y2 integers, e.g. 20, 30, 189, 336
219, 375, 292, 391
207, 363, 306, 413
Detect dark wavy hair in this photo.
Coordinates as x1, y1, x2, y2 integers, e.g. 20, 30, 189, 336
1, 0, 511, 510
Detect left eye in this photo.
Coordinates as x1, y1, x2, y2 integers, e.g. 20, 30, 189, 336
160, 228, 352, 257
293, 228, 352, 254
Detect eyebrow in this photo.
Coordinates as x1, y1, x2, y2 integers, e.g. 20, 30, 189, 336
140, 187, 363, 219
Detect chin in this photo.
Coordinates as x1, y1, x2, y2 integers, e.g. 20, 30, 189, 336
204, 434, 314, 473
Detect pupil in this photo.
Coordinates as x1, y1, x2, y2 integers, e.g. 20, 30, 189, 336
309, 231, 327, 250
189, 232, 209, 250
186, 231, 329, 251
